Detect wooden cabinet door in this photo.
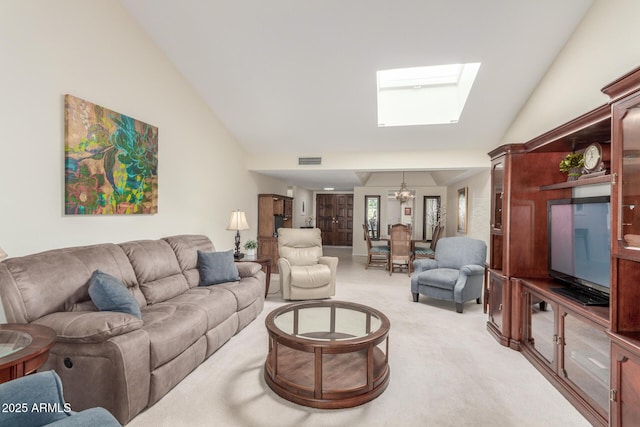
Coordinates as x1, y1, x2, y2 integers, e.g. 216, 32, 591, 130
491, 158, 505, 232
487, 270, 510, 347
559, 309, 610, 421
258, 237, 279, 273
316, 194, 353, 246
612, 93, 640, 260
334, 194, 353, 246
316, 194, 335, 244
611, 341, 640, 427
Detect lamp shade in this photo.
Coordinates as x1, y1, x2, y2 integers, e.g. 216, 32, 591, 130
0, 246, 7, 260
227, 210, 249, 231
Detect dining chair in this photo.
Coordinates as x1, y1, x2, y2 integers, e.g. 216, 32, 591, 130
367, 219, 379, 240
363, 224, 390, 269
389, 223, 413, 276
414, 225, 444, 259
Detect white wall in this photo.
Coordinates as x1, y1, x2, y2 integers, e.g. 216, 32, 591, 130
292, 187, 313, 228
502, 0, 640, 145
0, 0, 286, 257
445, 171, 491, 260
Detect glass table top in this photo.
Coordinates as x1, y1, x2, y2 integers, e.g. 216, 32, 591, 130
0, 330, 32, 358
273, 304, 383, 341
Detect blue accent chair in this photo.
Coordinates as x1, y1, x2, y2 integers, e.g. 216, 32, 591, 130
0, 371, 120, 427
411, 237, 487, 313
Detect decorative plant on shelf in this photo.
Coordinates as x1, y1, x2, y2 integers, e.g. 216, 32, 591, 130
243, 240, 258, 250
559, 152, 584, 181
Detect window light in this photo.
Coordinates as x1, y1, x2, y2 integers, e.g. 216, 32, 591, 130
377, 63, 481, 127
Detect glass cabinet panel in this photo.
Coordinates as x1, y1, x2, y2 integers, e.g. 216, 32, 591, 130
524, 290, 555, 367
561, 312, 610, 418
489, 273, 504, 332
618, 100, 640, 251
491, 161, 504, 230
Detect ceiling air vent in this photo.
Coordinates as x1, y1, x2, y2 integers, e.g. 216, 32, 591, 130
298, 157, 322, 166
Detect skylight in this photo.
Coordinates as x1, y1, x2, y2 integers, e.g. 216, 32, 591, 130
377, 63, 481, 127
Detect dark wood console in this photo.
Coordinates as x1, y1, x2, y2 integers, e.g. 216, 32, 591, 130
486, 66, 640, 426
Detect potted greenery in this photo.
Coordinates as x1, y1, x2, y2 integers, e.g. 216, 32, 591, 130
559, 152, 584, 181
243, 240, 258, 258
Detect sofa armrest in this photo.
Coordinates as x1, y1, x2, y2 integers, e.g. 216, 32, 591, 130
236, 262, 262, 277
318, 256, 338, 296
33, 311, 143, 344
459, 264, 484, 277
277, 258, 292, 300
413, 259, 438, 273
318, 256, 338, 272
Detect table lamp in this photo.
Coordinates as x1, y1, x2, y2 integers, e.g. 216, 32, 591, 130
227, 210, 249, 259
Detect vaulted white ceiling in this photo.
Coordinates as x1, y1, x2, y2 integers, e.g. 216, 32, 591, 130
121, 0, 594, 190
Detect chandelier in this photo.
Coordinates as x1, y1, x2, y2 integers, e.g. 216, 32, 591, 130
395, 171, 415, 203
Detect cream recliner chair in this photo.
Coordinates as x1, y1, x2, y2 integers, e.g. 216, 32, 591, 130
277, 228, 338, 300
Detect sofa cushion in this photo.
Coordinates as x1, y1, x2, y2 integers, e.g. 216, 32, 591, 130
164, 235, 215, 287
198, 250, 240, 285
215, 277, 263, 310
174, 287, 237, 330
277, 228, 324, 267
89, 270, 142, 319
34, 311, 143, 343
236, 262, 262, 277
120, 240, 189, 304
417, 268, 460, 290
290, 264, 331, 289
141, 302, 208, 369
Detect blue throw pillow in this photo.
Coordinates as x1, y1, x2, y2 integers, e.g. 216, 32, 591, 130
88, 270, 142, 319
198, 249, 240, 286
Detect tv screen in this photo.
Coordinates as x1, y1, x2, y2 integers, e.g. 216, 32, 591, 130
548, 196, 611, 296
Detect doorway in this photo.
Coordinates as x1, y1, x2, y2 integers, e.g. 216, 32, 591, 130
316, 194, 353, 246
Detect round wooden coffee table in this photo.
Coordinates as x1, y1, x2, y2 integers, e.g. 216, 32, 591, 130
264, 300, 390, 409
0, 323, 56, 383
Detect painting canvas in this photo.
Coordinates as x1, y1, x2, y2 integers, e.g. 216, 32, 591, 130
64, 95, 158, 215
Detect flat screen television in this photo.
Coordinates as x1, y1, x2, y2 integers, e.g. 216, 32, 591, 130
548, 196, 611, 304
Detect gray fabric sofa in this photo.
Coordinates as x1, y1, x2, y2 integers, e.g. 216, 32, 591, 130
0, 235, 265, 425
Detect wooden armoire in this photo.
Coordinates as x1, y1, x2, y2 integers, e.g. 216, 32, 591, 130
257, 194, 293, 273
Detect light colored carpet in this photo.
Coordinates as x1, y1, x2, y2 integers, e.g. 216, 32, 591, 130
127, 247, 590, 427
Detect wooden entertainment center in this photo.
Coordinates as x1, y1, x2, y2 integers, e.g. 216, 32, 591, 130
486, 66, 640, 426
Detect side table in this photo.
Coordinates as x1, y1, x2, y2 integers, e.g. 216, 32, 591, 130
0, 323, 57, 383
235, 256, 272, 297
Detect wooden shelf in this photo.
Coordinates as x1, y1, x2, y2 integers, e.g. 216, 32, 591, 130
519, 277, 610, 327
540, 174, 612, 191
608, 330, 640, 350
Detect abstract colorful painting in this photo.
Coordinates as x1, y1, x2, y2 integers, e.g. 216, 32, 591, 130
64, 95, 158, 215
